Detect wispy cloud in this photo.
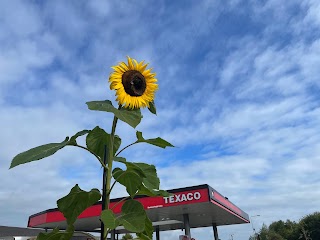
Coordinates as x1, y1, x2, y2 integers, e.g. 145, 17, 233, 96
1, 1, 320, 240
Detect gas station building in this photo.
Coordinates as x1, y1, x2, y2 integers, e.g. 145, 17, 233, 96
27, 184, 250, 240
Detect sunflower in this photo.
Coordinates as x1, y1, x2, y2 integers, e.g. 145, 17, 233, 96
109, 56, 158, 109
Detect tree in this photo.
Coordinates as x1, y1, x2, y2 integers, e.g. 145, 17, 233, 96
269, 219, 299, 240
299, 212, 320, 240
250, 212, 320, 240
121, 233, 134, 240
258, 224, 269, 240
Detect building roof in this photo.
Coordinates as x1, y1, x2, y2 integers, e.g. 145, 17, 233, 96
28, 184, 250, 234
0, 226, 96, 239
0, 226, 45, 237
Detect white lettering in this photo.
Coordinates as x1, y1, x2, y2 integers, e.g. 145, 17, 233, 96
187, 193, 193, 200
163, 192, 202, 203
181, 194, 187, 201
175, 194, 181, 202
194, 192, 201, 200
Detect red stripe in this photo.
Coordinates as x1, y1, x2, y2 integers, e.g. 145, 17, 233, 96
28, 188, 209, 227
210, 199, 249, 223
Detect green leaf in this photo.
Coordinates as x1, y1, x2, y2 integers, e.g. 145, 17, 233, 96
10, 137, 70, 169
114, 158, 146, 178
101, 209, 119, 230
137, 185, 170, 197
147, 101, 157, 115
125, 162, 147, 178
86, 126, 121, 160
57, 184, 101, 225
113, 135, 121, 154
68, 130, 90, 145
134, 163, 160, 190
136, 131, 174, 148
86, 100, 142, 128
136, 216, 153, 240
118, 200, 146, 233
36, 226, 74, 240
134, 163, 170, 197
113, 168, 143, 197
114, 156, 126, 163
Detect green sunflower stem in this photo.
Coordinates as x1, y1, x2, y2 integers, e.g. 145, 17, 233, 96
101, 105, 121, 240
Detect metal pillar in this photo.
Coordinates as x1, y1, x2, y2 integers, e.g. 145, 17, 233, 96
183, 214, 191, 237
156, 226, 160, 240
111, 230, 116, 240
212, 223, 219, 240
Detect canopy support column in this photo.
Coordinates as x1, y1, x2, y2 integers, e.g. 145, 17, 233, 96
212, 223, 219, 240
111, 230, 115, 240
156, 226, 160, 240
183, 213, 191, 237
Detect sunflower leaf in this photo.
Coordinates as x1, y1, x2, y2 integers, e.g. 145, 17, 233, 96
137, 185, 170, 197
68, 130, 90, 146
114, 156, 127, 163
9, 137, 70, 169
37, 226, 74, 240
113, 168, 143, 197
133, 163, 160, 190
135, 131, 174, 148
147, 101, 157, 115
118, 200, 146, 233
86, 126, 121, 160
101, 209, 120, 230
57, 184, 101, 225
135, 216, 153, 240
86, 100, 142, 128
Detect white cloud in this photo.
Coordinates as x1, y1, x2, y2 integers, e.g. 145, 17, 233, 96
1, 1, 320, 240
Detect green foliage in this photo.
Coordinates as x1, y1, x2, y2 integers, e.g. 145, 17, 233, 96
86, 100, 142, 128
57, 184, 101, 225
258, 223, 269, 240
86, 126, 121, 159
113, 160, 169, 198
100, 209, 119, 230
136, 131, 174, 148
300, 212, 320, 240
118, 200, 147, 233
10, 137, 70, 169
252, 212, 320, 240
10, 129, 99, 169
68, 130, 90, 145
10, 94, 173, 240
137, 185, 170, 197
269, 220, 298, 240
37, 226, 74, 240
113, 167, 143, 197
121, 233, 134, 240
147, 101, 156, 115
134, 163, 159, 190
135, 216, 153, 240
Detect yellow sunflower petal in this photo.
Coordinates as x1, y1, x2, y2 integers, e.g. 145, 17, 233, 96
109, 56, 158, 109
119, 62, 129, 71
127, 56, 134, 70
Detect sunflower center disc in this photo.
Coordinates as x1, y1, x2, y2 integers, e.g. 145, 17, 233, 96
122, 70, 146, 96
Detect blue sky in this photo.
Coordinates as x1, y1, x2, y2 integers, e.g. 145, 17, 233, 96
1, 0, 320, 239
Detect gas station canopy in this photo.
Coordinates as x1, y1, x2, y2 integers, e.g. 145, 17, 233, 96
28, 184, 249, 237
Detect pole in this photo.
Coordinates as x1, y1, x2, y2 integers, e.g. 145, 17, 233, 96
156, 226, 160, 240
250, 215, 260, 240
183, 214, 191, 237
212, 223, 219, 240
100, 145, 108, 240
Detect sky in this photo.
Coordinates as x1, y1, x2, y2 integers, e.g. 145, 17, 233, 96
0, 0, 320, 239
